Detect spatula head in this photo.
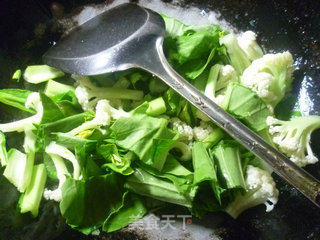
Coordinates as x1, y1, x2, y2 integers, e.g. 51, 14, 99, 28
43, 3, 165, 75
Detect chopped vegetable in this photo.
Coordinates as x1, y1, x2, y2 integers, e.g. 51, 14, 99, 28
23, 65, 65, 84
237, 31, 263, 61
1, 13, 316, 234
225, 165, 278, 218
20, 163, 47, 217
0, 131, 8, 166
12, 69, 22, 82
241, 52, 294, 109
3, 149, 34, 193
267, 115, 320, 167
220, 34, 251, 74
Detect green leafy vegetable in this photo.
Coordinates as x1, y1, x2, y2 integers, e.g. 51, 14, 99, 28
192, 142, 224, 203
0, 89, 35, 113
20, 163, 47, 217
202, 128, 224, 149
97, 143, 134, 175
146, 97, 167, 117
136, 156, 193, 194
223, 83, 270, 131
125, 168, 196, 208
219, 34, 251, 74
60, 173, 125, 234
0, 131, 8, 166
23, 65, 65, 84
39, 92, 64, 124
12, 69, 22, 82
35, 112, 94, 151
103, 193, 147, 233
111, 111, 178, 171
3, 149, 34, 192
44, 79, 75, 98
211, 141, 246, 190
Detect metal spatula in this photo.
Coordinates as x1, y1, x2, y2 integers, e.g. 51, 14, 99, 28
43, 3, 320, 207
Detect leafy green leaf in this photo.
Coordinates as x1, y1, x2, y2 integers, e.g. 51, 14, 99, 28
39, 92, 64, 124
125, 168, 196, 208
173, 27, 220, 64
35, 112, 94, 152
75, 144, 104, 179
60, 173, 125, 234
164, 88, 182, 116
53, 132, 97, 150
178, 47, 216, 79
163, 18, 225, 80
97, 143, 134, 176
161, 154, 192, 177
0, 89, 35, 113
223, 83, 270, 131
192, 142, 224, 203
51, 91, 82, 117
103, 192, 147, 233
111, 112, 178, 171
136, 156, 193, 194
161, 14, 188, 37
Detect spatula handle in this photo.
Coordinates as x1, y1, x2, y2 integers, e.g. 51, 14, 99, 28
143, 37, 320, 208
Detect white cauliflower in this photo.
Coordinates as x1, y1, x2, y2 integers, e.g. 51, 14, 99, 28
226, 165, 279, 218
170, 117, 194, 141
241, 52, 294, 109
72, 75, 143, 111
267, 115, 320, 167
168, 119, 215, 161
237, 31, 264, 61
193, 121, 214, 141
170, 118, 215, 143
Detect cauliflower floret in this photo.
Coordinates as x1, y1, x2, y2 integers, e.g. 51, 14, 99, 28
73, 75, 143, 111
241, 52, 294, 109
67, 99, 129, 136
225, 165, 279, 218
170, 117, 194, 141
0, 92, 43, 133
237, 31, 264, 61
266, 115, 320, 167
193, 121, 214, 141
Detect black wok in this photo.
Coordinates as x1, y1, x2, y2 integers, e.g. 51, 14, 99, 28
0, 0, 319, 239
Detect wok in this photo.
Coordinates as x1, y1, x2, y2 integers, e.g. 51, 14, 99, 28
0, 0, 319, 239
